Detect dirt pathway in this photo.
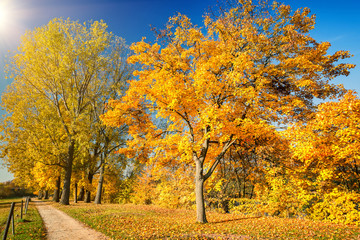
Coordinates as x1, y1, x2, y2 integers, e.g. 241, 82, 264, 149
34, 200, 109, 240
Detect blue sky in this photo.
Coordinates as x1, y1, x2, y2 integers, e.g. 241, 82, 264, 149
0, 0, 359, 182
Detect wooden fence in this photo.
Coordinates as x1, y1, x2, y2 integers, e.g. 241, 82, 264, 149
2, 196, 31, 240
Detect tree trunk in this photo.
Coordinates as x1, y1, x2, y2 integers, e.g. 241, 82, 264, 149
221, 198, 230, 213
78, 186, 85, 201
84, 173, 93, 203
250, 185, 254, 199
95, 164, 105, 204
74, 182, 78, 203
60, 140, 75, 205
44, 190, 49, 199
38, 190, 43, 199
195, 161, 207, 223
235, 174, 242, 198
243, 178, 246, 198
84, 190, 91, 203
53, 176, 61, 202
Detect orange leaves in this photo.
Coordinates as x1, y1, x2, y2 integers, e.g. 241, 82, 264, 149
105, 0, 354, 172
288, 91, 360, 193
290, 7, 315, 33
100, 0, 356, 223
57, 202, 360, 239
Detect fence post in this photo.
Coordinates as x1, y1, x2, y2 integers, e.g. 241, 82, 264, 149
2, 202, 15, 240
21, 200, 23, 219
25, 197, 29, 214
11, 214, 15, 235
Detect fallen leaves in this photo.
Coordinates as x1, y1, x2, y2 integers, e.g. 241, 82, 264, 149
55, 202, 360, 239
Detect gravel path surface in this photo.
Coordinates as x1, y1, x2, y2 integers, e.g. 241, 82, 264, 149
34, 200, 109, 240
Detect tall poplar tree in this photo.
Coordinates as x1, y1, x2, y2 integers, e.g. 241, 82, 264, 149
3, 18, 130, 205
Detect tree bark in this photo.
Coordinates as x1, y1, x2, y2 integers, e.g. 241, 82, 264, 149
94, 164, 105, 204
84, 173, 93, 203
84, 190, 91, 203
195, 161, 207, 223
38, 189, 43, 199
193, 127, 233, 223
60, 140, 75, 205
250, 185, 254, 199
78, 186, 85, 201
74, 182, 78, 203
53, 176, 61, 202
243, 178, 246, 198
44, 190, 49, 199
221, 198, 230, 213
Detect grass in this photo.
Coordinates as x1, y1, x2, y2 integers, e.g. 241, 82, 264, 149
55, 202, 360, 240
0, 198, 46, 240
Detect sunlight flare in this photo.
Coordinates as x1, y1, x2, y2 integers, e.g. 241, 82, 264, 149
0, 1, 10, 31
0, 0, 28, 48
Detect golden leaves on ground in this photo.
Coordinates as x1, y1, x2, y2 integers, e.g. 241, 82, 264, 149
57, 203, 360, 239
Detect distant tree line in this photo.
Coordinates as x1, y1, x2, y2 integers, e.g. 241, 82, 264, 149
0, 181, 32, 198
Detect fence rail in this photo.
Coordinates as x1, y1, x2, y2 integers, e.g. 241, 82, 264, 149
2, 196, 31, 240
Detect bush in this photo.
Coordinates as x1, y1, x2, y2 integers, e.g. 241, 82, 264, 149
116, 178, 135, 204
154, 176, 194, 209
255, 173, 312, 218
309, 188, 360, 225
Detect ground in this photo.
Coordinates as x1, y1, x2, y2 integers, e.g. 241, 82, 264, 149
34, 200, 108, 240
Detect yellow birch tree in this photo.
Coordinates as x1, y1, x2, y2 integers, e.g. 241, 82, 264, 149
3, 18, 130, 205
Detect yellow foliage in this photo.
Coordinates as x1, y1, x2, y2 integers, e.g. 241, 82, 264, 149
287, 91, 360, 193
309, 188, 360, 226
101, 0, 354, 222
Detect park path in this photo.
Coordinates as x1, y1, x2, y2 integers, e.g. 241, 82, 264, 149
34, 200, 109, 240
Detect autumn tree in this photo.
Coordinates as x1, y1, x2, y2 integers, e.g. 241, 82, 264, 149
0, 78, 66, 196
288, 91, 360, 193
3, 18, 130, 205
75, 39, 131, 204
101, 0, 354, 223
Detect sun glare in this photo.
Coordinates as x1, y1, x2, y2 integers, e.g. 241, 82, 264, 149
0, 2, 10, 31
0, 0, 25, 48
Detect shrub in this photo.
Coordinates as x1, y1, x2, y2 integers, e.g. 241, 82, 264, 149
309, 188, 360, 225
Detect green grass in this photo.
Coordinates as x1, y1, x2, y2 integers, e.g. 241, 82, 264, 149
0, 197, 23, 233
0, 198, 46, 240
0, 198, 24, 204
55, 202, 360, 239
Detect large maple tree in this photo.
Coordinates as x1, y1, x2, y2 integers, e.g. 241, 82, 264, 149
102, 0, 354, 222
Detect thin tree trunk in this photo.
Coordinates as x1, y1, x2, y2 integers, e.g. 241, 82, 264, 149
95, 164, 105, 204
195, 161, 207, 223
250, 184, 254, 199
53, 176, 61, 202
38, 190, 43, 199
243, 178, 246, 198
235, 172, 242, 198
74, 182, 78, 203
60, 140, 75, 205
221, 188, 230, 213
78, 186, 85, 201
